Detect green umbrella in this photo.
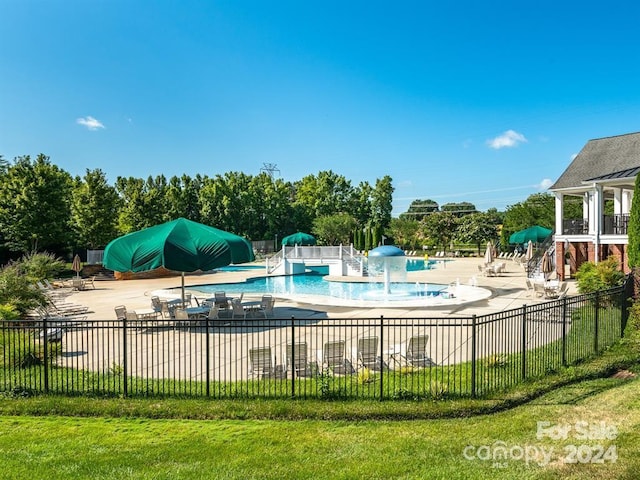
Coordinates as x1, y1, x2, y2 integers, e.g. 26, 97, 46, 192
281, 232, 317, 246
103, 218, 255, 303
508, 226, 552, 244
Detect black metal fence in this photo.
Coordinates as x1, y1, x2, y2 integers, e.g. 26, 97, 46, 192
1, 283, 630, 400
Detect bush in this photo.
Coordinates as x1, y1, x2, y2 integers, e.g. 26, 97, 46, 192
575, 258, 625, 294
16, 251, 66, 282
0, 264, 47, 316
0, 304, 20, 321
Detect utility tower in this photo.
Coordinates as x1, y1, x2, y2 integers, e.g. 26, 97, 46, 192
260, 163, 280, 179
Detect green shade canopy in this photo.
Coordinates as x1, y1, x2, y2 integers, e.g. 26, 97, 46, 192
281, 232, 317, 246
103, 218, 255, 273
508, 226, 552, 245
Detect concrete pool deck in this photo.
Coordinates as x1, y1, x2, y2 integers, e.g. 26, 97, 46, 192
63, 256, 577, 320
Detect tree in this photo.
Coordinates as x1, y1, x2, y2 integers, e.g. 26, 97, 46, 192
421, 212, 458, 251
628, 173, 640, 267
370, 175, 394, 231
71, 169, 121, 249
0, 154, 73, 253
501, 193, 555, 245
456, 212, 500, 255
441, 202, 477, 217
388, 217, 421, 249
312, 213, 357, 246
400, 199, 439, 220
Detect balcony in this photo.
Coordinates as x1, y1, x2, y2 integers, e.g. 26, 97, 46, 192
563, 218, 588, 235
603, 214, 629, 235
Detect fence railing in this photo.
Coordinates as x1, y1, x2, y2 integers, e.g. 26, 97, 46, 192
1, 283, 630, 400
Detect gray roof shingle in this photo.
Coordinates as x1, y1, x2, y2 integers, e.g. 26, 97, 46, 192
550, 132, 640, 190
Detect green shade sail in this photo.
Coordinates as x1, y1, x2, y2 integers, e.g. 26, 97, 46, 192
281, 232, 317, 246
508, 225, 553, 244
103, 218, 255, 273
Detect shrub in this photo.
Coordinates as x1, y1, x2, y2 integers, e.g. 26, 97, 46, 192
575, 258, 625, 294
0, 304, 20, 321
16, 251, 66, 282
0, 264, 47, 315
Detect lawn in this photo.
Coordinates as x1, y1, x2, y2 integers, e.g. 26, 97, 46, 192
0, 374, 638, 479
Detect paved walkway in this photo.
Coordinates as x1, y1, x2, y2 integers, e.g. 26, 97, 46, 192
64, 256, 577, 320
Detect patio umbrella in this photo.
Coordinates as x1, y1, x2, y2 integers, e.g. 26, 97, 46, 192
525, 240, 534, 261
103, 218, 255, 303
508, 226, 552, 245
71, 254, 82, 278
484, 242, 494, 264
541, 251, 554, 280
281, 232, 317, 246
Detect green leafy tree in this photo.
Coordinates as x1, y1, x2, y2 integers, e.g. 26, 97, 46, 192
400, 199, 439, 220
71, 169, 121, 249
370, 175, 394, 231
456, 212, 500, 255
441, 202, 477, 217
421, 212, 459, 251
388, 217, 421, 249
628, 173, 640, 268
312, 213, 357, 246
0, 154, 73, 253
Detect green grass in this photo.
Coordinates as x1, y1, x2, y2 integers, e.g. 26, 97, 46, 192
0, 375, 638, 479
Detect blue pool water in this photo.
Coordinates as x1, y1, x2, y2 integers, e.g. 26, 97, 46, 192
193, 270, 447, 302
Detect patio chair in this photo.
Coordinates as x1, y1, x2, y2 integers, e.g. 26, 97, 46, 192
173, 308, 193, 329
285, 342, 310, 377
533, 282, 545, 298
214, 291, 229, 309
114, 305, 127, 320
230, 299, 247, 319
391, 334, 433, 368
356, 336, 381, 371
255, 295, 275, 318
71, 277, 86, 291
84, 275, 96, 289
321, 340, 353, 374
525, 279, 534, 297
249, 346, 275, 378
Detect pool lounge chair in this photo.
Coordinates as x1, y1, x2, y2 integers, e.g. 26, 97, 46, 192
390, 334, 434, 368
356, 336, 382, 371
249, 346, 275, 378
285, 342, 311, 377
321, 340, 354, 375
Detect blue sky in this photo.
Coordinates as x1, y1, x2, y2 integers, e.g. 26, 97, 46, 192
2, 1, 640, 216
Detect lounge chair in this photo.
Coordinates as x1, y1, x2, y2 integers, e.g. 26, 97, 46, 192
285, 342, 310, 377
391, 334, 434, 367
321, 340, 353, 374
356, 336, 381, 370
249, 346, 275, 378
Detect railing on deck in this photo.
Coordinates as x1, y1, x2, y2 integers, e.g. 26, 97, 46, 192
1, 282, 630, 400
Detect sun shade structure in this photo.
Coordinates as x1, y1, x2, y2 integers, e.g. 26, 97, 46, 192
72, 254, 82, 278
103, 218, 255, 302
508, 225, 552, 245
281, 232, 317, 246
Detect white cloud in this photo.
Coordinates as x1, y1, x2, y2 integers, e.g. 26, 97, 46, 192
486, 130, 527, 149
570, 153, 578, 160
538, 178, 553, 190
76, 116, 105, 130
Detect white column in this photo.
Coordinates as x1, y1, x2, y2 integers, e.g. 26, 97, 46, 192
583, 192, 590, 232
554, 193, 563, 234
613, 187, 622, 215
623, 190, 633, 214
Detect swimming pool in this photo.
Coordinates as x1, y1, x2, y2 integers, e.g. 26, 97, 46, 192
193, 271, 448, 302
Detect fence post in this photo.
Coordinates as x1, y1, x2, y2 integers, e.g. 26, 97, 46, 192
521, 305, 527, 381
379, 315, 384, 401
42, 317, 49, 393
205, 318, 210, 397
122, 318, 128, 397
561, 296, 567, 366
291, 316, 295, 399
594, 291, 600, 354
471, 315, 476, 398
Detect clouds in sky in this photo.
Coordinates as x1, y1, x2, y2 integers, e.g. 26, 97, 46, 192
76, 116, 105, 130
538, 178, 553, 190
487, 130, 527, 149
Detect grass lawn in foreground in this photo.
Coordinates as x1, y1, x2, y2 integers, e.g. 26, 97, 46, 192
0, 375, 639, 480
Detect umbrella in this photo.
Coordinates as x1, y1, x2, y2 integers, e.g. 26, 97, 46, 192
72, 254, 82, 278
103, 218, 255, 303
509, 226, 552, 245
525, 240, 534, 261
541, 251, 554, 280
484, 242, 494, 264
281, 232, 317, 246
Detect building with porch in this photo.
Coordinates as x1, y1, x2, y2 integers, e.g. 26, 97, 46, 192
550, 132, 640, 280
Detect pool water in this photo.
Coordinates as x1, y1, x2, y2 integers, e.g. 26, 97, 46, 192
193, 270, 447, 302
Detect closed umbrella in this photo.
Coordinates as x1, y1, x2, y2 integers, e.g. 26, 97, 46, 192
541, 251, 554, 280
103, 218, 255, 303
525, 240, 534, 261
72, 254, 82, 278
484, 242, 494, 264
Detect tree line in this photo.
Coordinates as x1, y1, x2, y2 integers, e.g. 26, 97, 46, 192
0, 154, 393, 260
